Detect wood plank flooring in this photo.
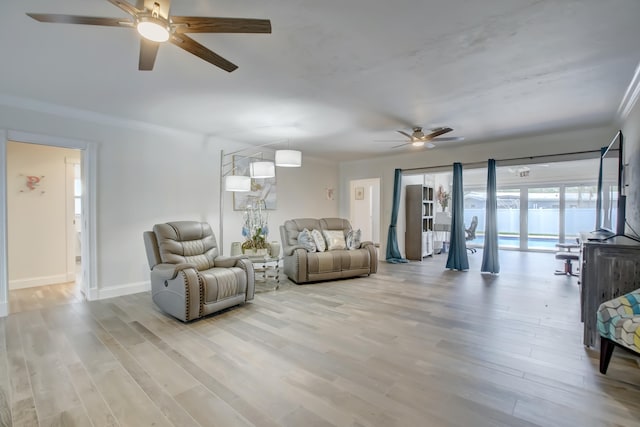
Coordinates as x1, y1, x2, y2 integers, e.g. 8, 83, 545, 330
2, 250, 640, 426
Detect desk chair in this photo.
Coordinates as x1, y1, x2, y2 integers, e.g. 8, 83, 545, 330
465, 216, 478, 253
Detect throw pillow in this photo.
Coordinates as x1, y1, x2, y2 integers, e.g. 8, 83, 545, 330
311, 229, 327, 252
323, 230, 347, 251
298, 228, 316, 252
346, 229, 362, 250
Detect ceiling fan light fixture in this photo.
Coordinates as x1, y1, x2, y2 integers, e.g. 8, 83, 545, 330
412, 141, 425, 147
275, 150, 302, 167
136, 16, 170, 42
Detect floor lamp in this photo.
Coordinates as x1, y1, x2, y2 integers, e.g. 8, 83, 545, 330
219, 146, 301, 255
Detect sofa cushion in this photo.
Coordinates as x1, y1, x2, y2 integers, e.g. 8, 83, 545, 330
346, 229, 362, 250
200, 267, 247, 303
311, 229, 326, 252
323, 230, 347, 250
154, 221, 217, 270
298, 228, 317, 252
283, 218, 321, 246
337, 249, 370, 270
307, 251, 342, 274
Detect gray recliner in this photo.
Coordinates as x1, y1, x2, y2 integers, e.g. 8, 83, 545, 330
143, 221, 254, 322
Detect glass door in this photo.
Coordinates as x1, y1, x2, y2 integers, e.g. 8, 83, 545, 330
527, 186, 560, 250
496, 188, 520, 249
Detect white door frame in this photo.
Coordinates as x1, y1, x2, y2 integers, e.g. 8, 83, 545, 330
0, 129, 97, 316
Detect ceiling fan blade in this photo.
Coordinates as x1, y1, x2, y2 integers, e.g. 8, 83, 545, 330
139, 38, 159, 70
107, 0, 142, 17
426, 142, 436, 149
172, 17, 272, 34
424, 127, 453, 140
432, 136, 465, 142
26, 13, 132, 27
391, 141, 413, 149
170, 33, 238, 72
396, 130, 413, 140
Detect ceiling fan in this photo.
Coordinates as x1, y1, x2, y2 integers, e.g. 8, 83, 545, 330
26, 0, 271, 72
390, 127, 464, 149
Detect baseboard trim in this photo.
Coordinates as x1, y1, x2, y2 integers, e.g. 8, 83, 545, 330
96, 281, 150, 300
9, 274, 70, 290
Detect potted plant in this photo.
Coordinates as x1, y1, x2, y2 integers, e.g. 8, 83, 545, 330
241, 200, 270, 256
436, 185, 450, 212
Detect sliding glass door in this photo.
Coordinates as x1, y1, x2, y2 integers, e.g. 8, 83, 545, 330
428, 157, 599, 252
497, 188, 520, 249
527, 187, 560, 250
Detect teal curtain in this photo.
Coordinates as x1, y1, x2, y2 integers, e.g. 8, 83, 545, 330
386, 168, 408, 263
446, 163, 469, 270
481, 159, 500, 273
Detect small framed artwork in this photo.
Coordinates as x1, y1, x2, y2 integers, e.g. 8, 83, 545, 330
355, 186, 364, 200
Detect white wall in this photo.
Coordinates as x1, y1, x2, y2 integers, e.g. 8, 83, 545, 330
339, 125, 616, 258
0, 102, 338, 301
7, 142, 80, 288
621, 91, 640, 236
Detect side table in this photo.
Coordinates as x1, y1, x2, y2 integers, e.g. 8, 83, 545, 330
249, 256, 282, 291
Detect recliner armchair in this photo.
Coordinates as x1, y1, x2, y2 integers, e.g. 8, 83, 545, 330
143, 221, 254, 322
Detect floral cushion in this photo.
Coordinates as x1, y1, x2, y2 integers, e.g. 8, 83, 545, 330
297, 228, 316, 252
311, 229, 326, 252
323, 230, 347, 250
346, 229, 362, 250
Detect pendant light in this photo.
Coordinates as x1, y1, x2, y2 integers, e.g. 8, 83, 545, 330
275, 150, 302, 167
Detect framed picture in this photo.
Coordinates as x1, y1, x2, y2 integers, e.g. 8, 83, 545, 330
233, 155, 277, 210
355, 186, 364, 200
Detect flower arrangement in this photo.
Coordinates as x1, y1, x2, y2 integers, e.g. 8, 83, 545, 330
241, 199, 269, 252
436, 185, 450, 211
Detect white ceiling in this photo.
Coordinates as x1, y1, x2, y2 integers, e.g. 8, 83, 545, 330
2, 0, 640, 161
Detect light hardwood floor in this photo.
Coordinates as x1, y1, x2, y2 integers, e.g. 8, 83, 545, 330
2, 251, 640, 426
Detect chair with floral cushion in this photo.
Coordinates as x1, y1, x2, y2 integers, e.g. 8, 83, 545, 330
596, 288, 640, 374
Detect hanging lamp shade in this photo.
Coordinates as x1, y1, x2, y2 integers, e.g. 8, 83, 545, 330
275, 150, 302, 167
250, 161, 276, 178
225, 175, 251, 192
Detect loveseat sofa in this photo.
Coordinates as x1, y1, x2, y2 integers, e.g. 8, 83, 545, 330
280, 218, 378, 284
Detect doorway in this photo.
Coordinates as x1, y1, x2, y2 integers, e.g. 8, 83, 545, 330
0, 130, 97, 317
349, 178, 381, 244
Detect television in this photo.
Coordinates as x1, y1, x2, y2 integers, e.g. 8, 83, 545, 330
594, 130, 625, 239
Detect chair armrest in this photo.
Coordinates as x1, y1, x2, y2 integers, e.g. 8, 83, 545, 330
359, 241, 378, 273
214, 255, 247, 268
151, 263, 198, 280
283, 244, 307, 256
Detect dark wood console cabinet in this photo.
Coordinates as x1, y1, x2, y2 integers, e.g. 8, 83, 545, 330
580, 235, 640, 347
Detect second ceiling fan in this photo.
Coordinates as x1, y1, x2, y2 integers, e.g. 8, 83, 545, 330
392, 127, 464, 149
27, 0, 272, 72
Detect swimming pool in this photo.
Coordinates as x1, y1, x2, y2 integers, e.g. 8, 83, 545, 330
470, 234, 563, 250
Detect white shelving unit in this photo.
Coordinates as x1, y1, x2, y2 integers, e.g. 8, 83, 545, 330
405, 184, 434, 260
